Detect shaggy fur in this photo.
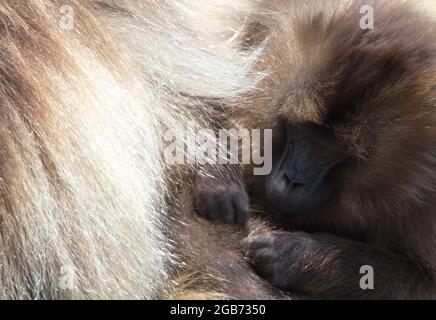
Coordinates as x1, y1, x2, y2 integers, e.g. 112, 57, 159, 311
2, 0, 435, 300
0, 0, 277, 299
225, 0, 436, 299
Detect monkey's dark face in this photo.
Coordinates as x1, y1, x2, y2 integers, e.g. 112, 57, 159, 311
265, 122, 348, 218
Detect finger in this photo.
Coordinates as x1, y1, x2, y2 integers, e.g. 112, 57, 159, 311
218, 195, 236, 224
205, 194, 223, 222
242, 235, 274, 249
245, 247, 276, 263
232, 195, 249, 226
194, 193, 211, 220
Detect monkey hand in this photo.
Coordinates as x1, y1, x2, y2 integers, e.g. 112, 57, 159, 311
243, 231, 320, 290
194, 175, 249, 226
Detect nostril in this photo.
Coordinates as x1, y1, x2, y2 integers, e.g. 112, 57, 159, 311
283, 173, 304, 188
291, 181, 304, 188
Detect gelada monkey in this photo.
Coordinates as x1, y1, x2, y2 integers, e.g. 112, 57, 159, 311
195, 0, 436, 299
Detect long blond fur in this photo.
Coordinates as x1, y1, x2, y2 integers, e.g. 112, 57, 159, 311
0, 0, 260, 299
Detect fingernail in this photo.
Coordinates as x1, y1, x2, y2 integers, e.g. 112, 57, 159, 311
241, 237, 252, 246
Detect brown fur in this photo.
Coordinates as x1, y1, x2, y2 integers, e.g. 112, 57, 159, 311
164, 188, 287, 299
225, 0, 436, 299
3, 0, 434, 300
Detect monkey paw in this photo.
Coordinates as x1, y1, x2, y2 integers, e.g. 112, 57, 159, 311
194, 175, 249, 226
243, 231, 316, 289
